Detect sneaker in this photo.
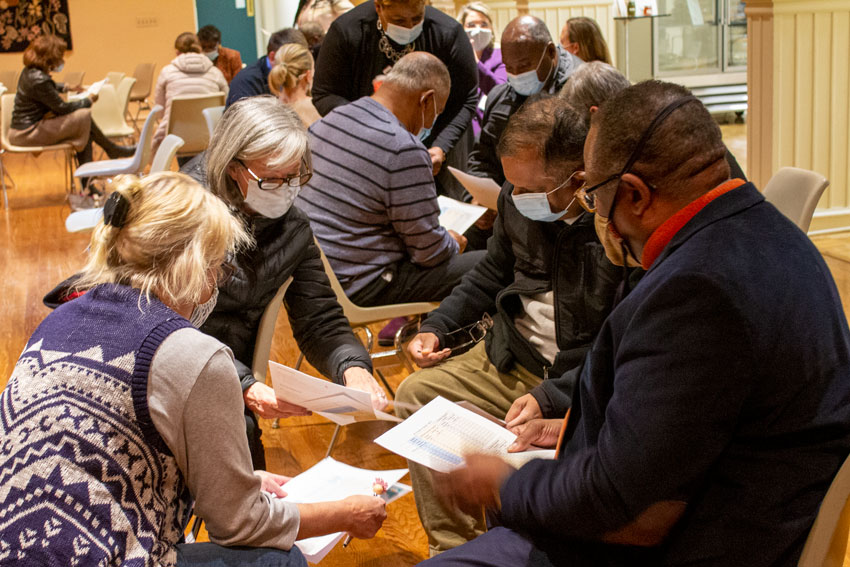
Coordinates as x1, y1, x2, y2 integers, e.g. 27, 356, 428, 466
378, 316, 410, 347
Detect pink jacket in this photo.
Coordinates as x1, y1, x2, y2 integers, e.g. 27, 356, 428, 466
153, 53, 228, 150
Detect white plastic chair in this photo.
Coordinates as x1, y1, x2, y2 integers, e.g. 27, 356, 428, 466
0, 70, 19, 93
74, 105, 162, 180
90, 83, 135, 141
798, 453, 850, 567
202, 106, 225, 140
762, 167, 829, 233
0, 93, 76, 208
127, 63, 156, 131
106, 71, 125, 87
115, 76, 136, 119
61, 71, 85, 89
166, 93, 226, 157
149, 134, 184, 173
251, 277, 295, 385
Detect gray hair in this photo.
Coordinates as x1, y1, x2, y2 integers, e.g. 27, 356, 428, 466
382, 52, 451, 101
204, 95, 310, 207
560, 61, 630, 125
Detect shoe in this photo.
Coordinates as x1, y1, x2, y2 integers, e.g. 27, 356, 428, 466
378, 316, 409, 347
106, 144, 136, 159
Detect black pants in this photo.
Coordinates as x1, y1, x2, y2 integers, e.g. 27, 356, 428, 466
350, 250, 487, 307
76, 121, 129, 165
245, 407, 266, 471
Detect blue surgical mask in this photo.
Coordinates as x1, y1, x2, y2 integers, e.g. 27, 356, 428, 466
507, 45, 553, 97
204, 50, 219, 62
386, 19, 424, 45
511, 174, 577, 222
418, 94, 439, 142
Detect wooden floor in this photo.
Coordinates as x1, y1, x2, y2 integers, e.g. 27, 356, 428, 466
3, 122, 850, 566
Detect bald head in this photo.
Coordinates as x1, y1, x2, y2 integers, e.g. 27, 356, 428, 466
501, 16, 556, 84
382, 51, 451, 101
502, 15, 552, 47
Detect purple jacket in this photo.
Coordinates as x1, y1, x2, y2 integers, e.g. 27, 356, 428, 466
473, 46, 506, 138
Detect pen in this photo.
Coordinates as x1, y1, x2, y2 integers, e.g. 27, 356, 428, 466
344, 478, 388, 549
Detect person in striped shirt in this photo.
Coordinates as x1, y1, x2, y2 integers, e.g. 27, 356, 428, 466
296, 52, 486, 306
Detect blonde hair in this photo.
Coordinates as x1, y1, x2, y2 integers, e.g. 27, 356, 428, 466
205, 96, 311, 208
458, 3, 496, 49
268, 43, 313, 100
76, 173, 251, 308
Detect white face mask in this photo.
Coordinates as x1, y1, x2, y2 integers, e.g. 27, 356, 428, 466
507, 46, 553, 97
190, 286, 218, 328
466, 27, 492, 52
54, 62, 64, 73
385, 19, 424, 45
418, 94, 439, 141
204, 50, 219, 61
243, 178, 300, 219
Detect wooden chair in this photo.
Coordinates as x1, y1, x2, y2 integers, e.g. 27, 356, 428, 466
798, 453, 850, 567
149, 134, 184, 173
0, 93, 76, 208
166, 93, 226, 158
762, 167, 829, 233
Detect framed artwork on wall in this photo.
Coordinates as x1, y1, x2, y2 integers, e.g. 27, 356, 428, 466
0, 0, 72, 52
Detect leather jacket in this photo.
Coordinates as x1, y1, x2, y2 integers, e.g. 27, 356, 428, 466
11, 67, 91, 130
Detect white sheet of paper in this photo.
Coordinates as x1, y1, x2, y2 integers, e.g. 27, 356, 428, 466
68, 78, 107, 101
447, 166, 501, 211
279, 457, 409, 563
268, 361, 401, 425
375, 396, 556, 473
437, 195, 486, 235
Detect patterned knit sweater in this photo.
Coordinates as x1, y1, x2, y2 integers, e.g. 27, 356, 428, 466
0, 284, 193, 567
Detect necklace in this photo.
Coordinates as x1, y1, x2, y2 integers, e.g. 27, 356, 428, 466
376, 20, 415, 63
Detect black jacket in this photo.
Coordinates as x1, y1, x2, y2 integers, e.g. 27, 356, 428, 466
181, 155, 373, 391
420, 183, 636, 417
225, 56, 271, 108
11, 67, 91, 130
312, 1, 478, 156
467, 46, 582, 186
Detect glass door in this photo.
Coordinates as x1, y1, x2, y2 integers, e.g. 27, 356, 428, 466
654, 0, 723, 76
724, 0, 747, 70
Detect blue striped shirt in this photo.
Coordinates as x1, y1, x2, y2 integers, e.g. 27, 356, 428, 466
296, 96, 458, 295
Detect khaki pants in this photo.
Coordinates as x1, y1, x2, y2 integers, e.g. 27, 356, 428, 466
395, 342, 540, 555
9, 108, 91, 152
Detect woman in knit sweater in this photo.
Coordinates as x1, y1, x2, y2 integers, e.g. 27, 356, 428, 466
0, 172, 386, 567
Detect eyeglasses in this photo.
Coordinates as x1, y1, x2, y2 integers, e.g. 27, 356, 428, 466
240, 158, 313, 190
443, 313, 494, 354
574, 95, 700, 214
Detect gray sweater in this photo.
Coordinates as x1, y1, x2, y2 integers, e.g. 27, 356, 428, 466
148, 327, 301, 548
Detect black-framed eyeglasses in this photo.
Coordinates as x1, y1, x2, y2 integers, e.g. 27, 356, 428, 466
574, 95, 699, 214
240, 158, 312, 190
444, 313, 494, 354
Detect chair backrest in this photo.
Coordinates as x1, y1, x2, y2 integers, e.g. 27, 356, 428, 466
90, 84, 133, 137
762, 167, 829, 233
313, 239, 439, 325
115, 76, 136, 114
166, 92, 226, 156
251, 276, 294, 383
129, 63, 155, 100
798, 453, 850, 567
1, 93, 16, 150
149, 134, 184, 173
202, 106, 225, 140
61, 71, 85, 89
0, 69, 19, 92
106, 71, 125, 87
134, 104, 163, 171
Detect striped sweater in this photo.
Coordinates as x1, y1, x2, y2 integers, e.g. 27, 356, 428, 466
296, 96, 458, 295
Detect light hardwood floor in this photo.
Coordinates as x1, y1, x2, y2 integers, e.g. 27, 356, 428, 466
3, 122, 850, 565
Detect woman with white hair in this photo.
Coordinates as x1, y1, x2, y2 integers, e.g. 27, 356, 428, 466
1, 172, 386, 567
181, 95, 387, 470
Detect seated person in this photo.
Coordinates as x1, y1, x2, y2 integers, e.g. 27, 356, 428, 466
424, 81, 850, 567
9, 35, 133, 166
226, 28, 308, 107
0, 172, 386, 567
269, 42, 321, 127
466, 15, 582, 187
152, 32, 228, 155
296, 52, 486, 307
560, 60, 747, 179
394, 95, 628, 555
559, 16, 611, 64
198, 24, 244, 84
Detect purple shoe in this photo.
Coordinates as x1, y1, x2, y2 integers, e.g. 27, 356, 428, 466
378, 316, 409, 347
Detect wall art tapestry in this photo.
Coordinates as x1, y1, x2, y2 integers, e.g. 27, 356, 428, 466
0, 0, 72, 52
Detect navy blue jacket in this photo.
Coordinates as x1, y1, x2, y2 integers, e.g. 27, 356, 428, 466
500, 182, 850, 566
225, 56, 271, 108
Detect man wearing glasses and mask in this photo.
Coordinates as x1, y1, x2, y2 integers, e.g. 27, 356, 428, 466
395, 95, 631, 555
421, 81, 850, 567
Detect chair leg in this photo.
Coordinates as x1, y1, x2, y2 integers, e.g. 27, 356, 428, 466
393, 317, 421, 374
325, 424, 342, 458
376, 369, 395, 399
0, 153, 8, 209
